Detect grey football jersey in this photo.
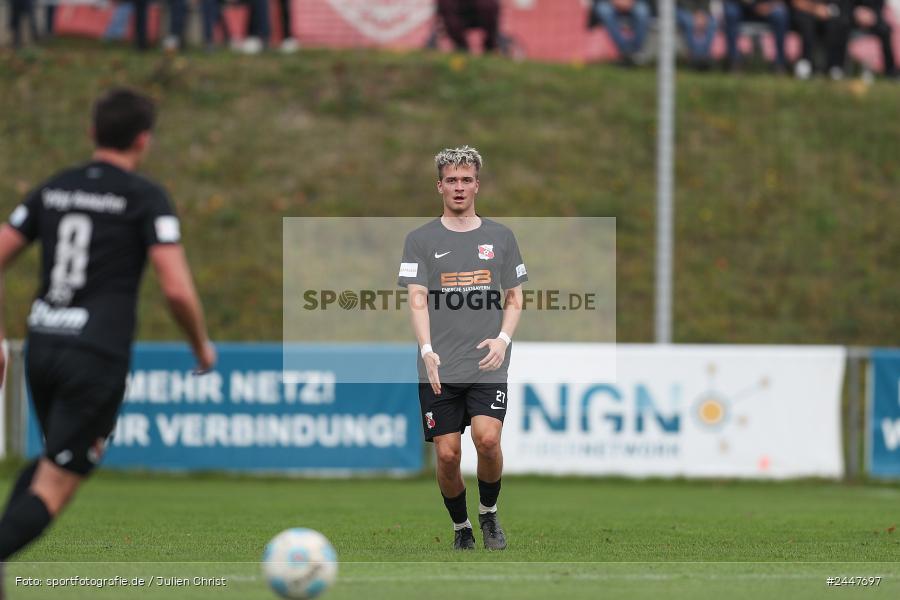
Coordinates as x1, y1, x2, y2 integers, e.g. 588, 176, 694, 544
398, 217, 527, 383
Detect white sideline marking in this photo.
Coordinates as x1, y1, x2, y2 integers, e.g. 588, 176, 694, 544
858, 488, 900, 498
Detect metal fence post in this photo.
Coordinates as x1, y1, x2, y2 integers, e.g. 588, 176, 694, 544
655, 0, 676, 344
845, 346, 868, 480
7, 340, 26, 459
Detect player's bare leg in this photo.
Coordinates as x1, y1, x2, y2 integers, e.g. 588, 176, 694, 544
0, 459, 81, 563
433, 432, 474, 549
434, 432, 464, 497
30, 459, 83, 516
471, 415, 506, 550
472, 415, 503, 481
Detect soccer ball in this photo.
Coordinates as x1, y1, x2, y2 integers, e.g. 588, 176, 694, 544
262, 528, 338, 599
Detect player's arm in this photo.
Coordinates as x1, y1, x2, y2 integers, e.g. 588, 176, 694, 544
478, 285, 523, 371
408, 283, 441, 395
149, 244, 216, 372
0, 225, 31, 384
500, 285, 524, 340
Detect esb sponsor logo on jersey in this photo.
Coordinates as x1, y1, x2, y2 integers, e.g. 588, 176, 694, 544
325, 0, 433, 43
440, 270, 492, 287
478, 244, 494, 260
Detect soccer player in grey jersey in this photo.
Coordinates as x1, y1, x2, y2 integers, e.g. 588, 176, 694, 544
398, 146, 527, 550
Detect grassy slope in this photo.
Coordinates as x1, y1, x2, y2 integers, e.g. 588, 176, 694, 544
5, 476, 900, 598
1, 43, 899, 345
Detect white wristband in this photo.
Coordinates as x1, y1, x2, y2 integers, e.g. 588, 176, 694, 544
421, 344, 433, 358
498, 332, 512, 346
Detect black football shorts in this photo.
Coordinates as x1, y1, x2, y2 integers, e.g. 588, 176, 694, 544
418, 382, 508, 442
25, 341, 128, 475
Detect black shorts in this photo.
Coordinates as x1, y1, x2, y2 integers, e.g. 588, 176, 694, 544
26, 341, 129, 475
418, 382, 507, 442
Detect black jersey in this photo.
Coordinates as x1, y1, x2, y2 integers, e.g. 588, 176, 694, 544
8, 160, 180, 360
397, 217, 528, 383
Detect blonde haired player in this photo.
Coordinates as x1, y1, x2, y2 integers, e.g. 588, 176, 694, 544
398, 146, 527, 550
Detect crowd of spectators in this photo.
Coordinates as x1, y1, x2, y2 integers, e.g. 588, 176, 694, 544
5, 0, 299, 52
7, 0, 53, 47
5, 0, 898, 79
588, 0, 897, 79
133, 0, 299, 52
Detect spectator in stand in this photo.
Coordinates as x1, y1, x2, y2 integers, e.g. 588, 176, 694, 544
239, 0, 271, 53
164, 0, 188, 51
436, 0, 501, 53
277, 0, 299, 52
44, 2, 55, 37
594, 0, 652, 66
851, 0, 897, 78
9, 0, 39, 48
201, 0, 231, 50
676, 0, 717, 68
132, 0, 150, 50
792, 0, 851, 79
722, 0, 790, 72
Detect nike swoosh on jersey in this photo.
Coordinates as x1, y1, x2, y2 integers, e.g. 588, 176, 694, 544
434, 251, 452, 258
490, 404, 506, 410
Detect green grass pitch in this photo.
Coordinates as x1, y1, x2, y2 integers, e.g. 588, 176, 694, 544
2, 472, 899, 599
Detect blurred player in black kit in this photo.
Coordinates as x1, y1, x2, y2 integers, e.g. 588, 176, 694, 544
0, 89, 216, 575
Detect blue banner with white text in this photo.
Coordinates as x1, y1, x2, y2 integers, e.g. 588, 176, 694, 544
869, 349, 900, 478
25, 343, 423, 474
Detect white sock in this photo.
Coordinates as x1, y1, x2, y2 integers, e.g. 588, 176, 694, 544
479, 503, 497, 515
453, 519, 472, 531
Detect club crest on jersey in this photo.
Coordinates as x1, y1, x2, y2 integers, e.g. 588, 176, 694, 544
425, 411, 436, 429
477, 244, 494, 260
325, 0, 434, 43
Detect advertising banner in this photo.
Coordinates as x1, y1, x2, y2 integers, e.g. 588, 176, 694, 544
461, 344, 846, 479
25, 343, 423, 474
868, 349, 900, 478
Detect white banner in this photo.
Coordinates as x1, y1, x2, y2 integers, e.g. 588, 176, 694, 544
461, 344, 845, 479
